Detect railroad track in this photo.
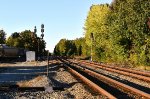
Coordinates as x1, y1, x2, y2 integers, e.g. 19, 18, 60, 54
58, 58, 150, 99
72, 59, 150, 83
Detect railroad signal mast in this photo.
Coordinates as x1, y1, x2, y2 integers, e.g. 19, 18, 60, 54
41, 24, 44, 39
34, 24, 45, 60
90, 33, 94, 62
41, 24, 44, 60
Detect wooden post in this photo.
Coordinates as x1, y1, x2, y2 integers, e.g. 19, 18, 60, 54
47, 50, 49, 76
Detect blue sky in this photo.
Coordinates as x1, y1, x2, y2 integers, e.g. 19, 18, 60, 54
0, 0, 112, 52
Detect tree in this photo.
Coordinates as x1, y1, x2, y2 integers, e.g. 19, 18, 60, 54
84, 0, 150, 65
6, 30, 46, 55
73, 38, 89, 56
84, 4, 110, 62
54, 38, 89, 57
0, 29, 6, 44
6, 32, 20, 47
54, 39, 76, 56
109, 0, 150, 65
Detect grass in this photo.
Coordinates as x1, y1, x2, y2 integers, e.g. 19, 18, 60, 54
135, 65, 150, 71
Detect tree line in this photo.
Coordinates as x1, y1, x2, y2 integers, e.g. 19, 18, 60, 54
54, 0, 150, 66
0, 29, 46, 56
54, 38, 89, 57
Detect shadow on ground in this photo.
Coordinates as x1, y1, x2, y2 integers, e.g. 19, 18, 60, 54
0, 64, 47, 85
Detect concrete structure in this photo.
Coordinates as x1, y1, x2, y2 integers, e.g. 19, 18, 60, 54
26, 51, 35, 62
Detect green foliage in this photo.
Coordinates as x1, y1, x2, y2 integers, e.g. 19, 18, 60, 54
54, 39, 68, 56
84, 4, 111, 62
54, 39, 76, 56
108, 0, 150, 65
84, 0, 150, 65
54, 38, 89, 57
74, 38, 86, 56
6, 30, 46, 55
6, 32, 21, 47
54, 0, 150, 66
0, 29, 6, 44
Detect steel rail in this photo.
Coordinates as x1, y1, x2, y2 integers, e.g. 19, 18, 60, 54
63, 64, 116, 99
68, 62, 150, 99
81, 60, 150, 77
79, 61, 150, 83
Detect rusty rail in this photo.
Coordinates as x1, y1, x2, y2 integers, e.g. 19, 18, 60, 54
79, 61, 150, 83
88, 61, 150, 77
69, 62, 150, 99
83, 67, 150, 98
60, 58, 150, 99
64, 64, 116, 99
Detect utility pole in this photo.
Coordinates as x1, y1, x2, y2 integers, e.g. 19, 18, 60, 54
34, 26, 39, 60
34, 24, 45, 61
41, 24, 44, 60
47, 50, 49, 76
90, 33, 94, 62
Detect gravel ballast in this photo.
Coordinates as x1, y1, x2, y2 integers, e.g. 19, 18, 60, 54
0, 60, 102, 99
